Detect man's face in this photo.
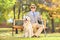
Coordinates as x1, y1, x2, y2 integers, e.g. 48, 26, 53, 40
30, 6, 36, 12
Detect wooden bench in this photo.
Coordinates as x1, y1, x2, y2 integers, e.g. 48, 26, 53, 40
12, 19, 24, 36
12, 19, 47, 36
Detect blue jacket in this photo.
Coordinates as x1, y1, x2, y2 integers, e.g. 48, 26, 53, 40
26, 11, 41, 24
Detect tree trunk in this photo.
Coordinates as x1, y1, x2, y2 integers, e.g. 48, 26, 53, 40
13, 4, 18, 34
51, 18, 55, 33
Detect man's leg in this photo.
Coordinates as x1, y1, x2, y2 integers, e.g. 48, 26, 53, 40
32, 23, 38, 33
32, 23, 43, 37
35, 25, 43, 37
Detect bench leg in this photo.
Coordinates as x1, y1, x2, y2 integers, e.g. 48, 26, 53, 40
12, 27, 14, 36
15, 28, 18, 34
43, 28, 46, 37
43, 25, 47, 37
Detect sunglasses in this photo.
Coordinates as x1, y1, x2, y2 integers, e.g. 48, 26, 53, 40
31, 7, 35, 9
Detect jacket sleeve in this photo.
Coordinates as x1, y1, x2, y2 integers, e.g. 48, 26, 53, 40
37, 12, 41, 20
37, 12, 43, 24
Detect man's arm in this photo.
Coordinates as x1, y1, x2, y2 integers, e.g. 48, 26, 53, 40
37, 12, 42, 20
37, 12, 43, 24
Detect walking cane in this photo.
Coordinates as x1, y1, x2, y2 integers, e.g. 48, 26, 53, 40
42, 20, 46, 37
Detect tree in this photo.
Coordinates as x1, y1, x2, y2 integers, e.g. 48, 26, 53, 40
38, 0, 60, 32
0, 0, 16, 23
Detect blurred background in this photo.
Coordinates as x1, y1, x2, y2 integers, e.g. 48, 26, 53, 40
0, 0, 60, 33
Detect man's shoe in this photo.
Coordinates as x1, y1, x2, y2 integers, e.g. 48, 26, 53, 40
32, 35, 38, 37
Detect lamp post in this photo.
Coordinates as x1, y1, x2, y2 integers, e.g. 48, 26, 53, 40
13, 3, 16, 19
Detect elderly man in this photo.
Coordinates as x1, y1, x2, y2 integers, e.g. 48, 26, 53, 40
26, 4, 43, 37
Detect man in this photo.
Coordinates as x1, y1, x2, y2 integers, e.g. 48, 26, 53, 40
26, 4, 43, 37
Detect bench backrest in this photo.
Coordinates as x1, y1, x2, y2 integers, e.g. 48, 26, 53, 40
13, 19, 23, 26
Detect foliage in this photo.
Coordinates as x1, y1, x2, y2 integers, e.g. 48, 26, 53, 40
0, 0, 16, 23
0, 0, 60, 24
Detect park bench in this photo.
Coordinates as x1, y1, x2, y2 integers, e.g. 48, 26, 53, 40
12, 19, 47, 36
12, 19, 24, 36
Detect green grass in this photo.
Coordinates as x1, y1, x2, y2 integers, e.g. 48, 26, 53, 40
0, 28, 60, 40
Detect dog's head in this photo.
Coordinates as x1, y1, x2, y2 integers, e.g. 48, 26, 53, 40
23, 16, 31, 23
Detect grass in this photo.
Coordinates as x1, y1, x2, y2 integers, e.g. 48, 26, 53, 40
0, 28, 60, 40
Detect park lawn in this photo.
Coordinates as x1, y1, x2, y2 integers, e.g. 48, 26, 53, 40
0, 28, 60, 40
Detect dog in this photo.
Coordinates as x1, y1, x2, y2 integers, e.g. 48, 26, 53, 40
23, 16, 33, 37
